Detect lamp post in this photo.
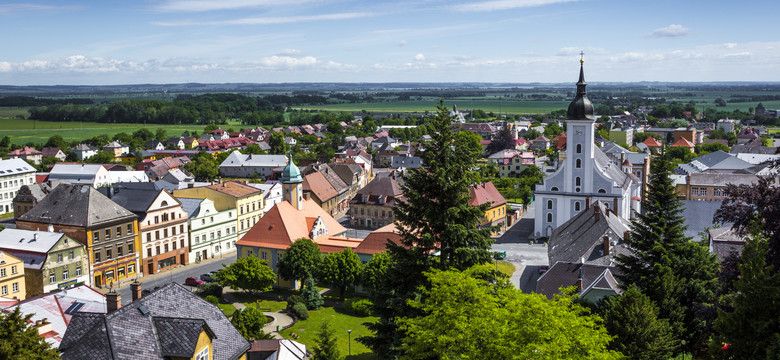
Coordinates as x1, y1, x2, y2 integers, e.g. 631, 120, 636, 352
347, 329, 352, 356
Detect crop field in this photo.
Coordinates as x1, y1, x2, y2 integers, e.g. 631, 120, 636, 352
296, 99, 569, 115
0, 118, 241, 145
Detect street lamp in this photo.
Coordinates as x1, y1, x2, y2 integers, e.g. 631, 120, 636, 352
347, 329, 352, 356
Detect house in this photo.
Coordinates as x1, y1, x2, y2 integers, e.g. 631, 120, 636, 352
247, 339, 307, 360
49, 163, 112, 187
0, 158, 37, 215
99, 186, 190, 275
0, 229, 90, 298
219, 152, 288, 179
536, 262, 622, 303
637, 136, 663, 153
0, 251, 25, 300
455, 123, 498, 138
199, 133, 216, 142
354, 223, 404, 262
370, 136, 399, 151
304, 164, 351, 217
671, 137, 695, 153
469, 182, 508, 234
179, 198, 238, 264
71, 144, 99, 160
165, 137, 185, 150
144, 140, 165, 151
236, 157, 360, 289
161, 168, 194, 187
210, 128, 230, 140
247, 182, 283, 213
708, 227, 747, 262
391, 154, 423, 169
675, 173, 764, 201
174, 181, 264, 240
102, 141, 130, 158
534, 63, 641, 238
302, 171, 340, 217
716, 119, 740, 133
547, 201, 631, 266
2, 285, 106, 348
41, 147, 67, 161
182, 137, 199, 149
675, 150, 754, 175
13, 180, 70, 219
330, 163, 366, 199
7, 146, 43, 165
58, 282, 250, 360
530, 135, 551, 151
736, 127, 759, 145
16, 184, 141, 287
349, 173, 404, 229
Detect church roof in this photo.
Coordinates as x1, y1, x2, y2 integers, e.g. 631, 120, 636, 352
593, 146, 639, 190
280, 154, 302, 183
548, 201, 632, 266
566, 61, 595, 121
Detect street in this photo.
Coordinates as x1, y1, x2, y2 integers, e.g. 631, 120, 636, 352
491, 201, 548, 292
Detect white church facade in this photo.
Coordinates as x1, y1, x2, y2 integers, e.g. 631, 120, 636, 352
534, 61, 641, 238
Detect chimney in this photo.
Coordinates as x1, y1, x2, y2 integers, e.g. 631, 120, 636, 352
623, 231, 630, 242
577, 265, 584, 291
34, 233, 39, 241
585, 197, 590, 209
594, 206, 600, 222
47, 224, 54, 232
131, 281, 142, 302
188, 183, 194, 188
36, 318, 53, 335
106, 291, 121, 313
603, 236, 610, 256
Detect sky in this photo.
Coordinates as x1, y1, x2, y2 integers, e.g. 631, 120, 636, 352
1, 0, 779, 85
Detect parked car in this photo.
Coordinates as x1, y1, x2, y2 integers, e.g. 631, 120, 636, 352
200, 273, 215, 283
538, 265, 549, 275
185, 277, 204, 287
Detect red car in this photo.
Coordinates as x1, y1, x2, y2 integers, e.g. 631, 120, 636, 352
185, 277, 204, 287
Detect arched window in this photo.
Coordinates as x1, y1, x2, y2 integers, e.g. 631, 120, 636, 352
547, 213, 552, 222
575, 177, 581, 187
161, 200, 168, 207
576, 144, 582, 153
575, 202, 581, 211
576, 159, 582, 168
547, 200, 553, 210
598, 188, 606, 194
551, 187, 559, 191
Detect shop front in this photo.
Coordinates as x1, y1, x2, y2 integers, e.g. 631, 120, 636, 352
91, 254, 138, 287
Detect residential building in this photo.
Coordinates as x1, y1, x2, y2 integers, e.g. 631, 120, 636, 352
174, 181, 263, 240
0, 158, 37, 215
145, 140, 165, 150
180, 198, 238, 263
547, 201, 631, 266
645, 126, 697, 145
58, 282, 250, 360
716, 119, 740, 133
708, 227, 746, 262
71, 143, 98, 160
41, 147, 67, 161
102, 141, 129, 158
48, 163, 112, 187
534, 63, 641, 238
16, 184, 141, 287
536, 262, 622, 303
469, 182, 508, 233
13, 180, 70, 219
302, 171, 340, 217
247, 339, 307, 360
331, 163, 366, 199
219, 152, 288, 179
391, 153, 423, 169
676, 150, 754, 175
672, 137, 695, 153
2, 285, 106, 347
349, 174, 403, 229
7, 146, 43, 165
304, 163, 351, 217
530, 135, 551, 151
0, 229, 90, 298
165, 137, 185, 150
236, 157, 360, 289
101, 186, 190, 275
636, 136, 662, 153
455, 123, 498, 138
0, 251, 25, 300
247, 182, 283, 213
675, 173, 765, 201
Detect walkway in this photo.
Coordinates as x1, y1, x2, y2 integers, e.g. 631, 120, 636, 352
223, 291, 295, 340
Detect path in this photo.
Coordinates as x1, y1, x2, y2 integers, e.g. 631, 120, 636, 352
223, 291, 295, 340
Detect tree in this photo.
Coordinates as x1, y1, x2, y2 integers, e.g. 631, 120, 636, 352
183, 151, 219, 181
453, 131, 483, 159
215, 256, 276, 293
132, 128, 154, 143
0, 136, 10, 149
84, 151, 115, 164
44, 134, 69, 150
360, 102, 494, 358
398, 269, 622, 359
485, 129, 515, 155
154, 128, 168, 142
312, 320, 340, 360
712, 230, 780, 358
267, 131, 287, 155
316, 248, 362, 301
276, 238, 321, 286
601, 285, 675, 360
301, 275, 324, 310
522, 128, 541, 141
360, 251, 392, 295
203, 123, 219, 132
0, 307, 61, 359
616, 148, 719, 355
544, 121, 563, 138
230, 307, 274, 341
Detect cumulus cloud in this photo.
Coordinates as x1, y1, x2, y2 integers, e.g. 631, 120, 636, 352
276, 49, 302, 56
414, 53, 425, 61
450, 0, 576, 12
647, 24, 689, 38
154, 12, 376, 26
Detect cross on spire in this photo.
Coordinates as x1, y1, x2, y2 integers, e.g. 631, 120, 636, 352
579, 51, 585, 63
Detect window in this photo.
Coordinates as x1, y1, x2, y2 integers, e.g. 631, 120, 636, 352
106, 249, 112, 259
117, 246, 123, 257
63, 269, 69, 280
13, 282, 19, 293
76, 266, 82, 276
700, 188, 708, 196
1, 285, 6, 296
195, 235, 199, 244
164, 229, 168, 237
11, 266, 16, 274
547, 200, 553, 210
50, 273, 56, 283
547, 213, 552, 222
0, 268, 5, 277
154, 216, 159, 223
180, 224, 184, 233
94, 251, 101, 262
210, 233, 215, 240
147, 248, 152, 257
58, 253, 63, 262
116, 226, 122, 237
127, 224, 133, 234
164, 244, 169, 253
156, 246, 160, 255
576, 144, 582, 153
576, 159, 581, 168
195, 347, 209, 360
93, 231, 100, 242
575, 177, 581, 187
692, 187, 699, 196
146, 233, 151, 242
262, 252, 267, 260
105, 269, 114, 280
128, 243, 134, 253
575, 202, 581, 211
118, 266, 125, 278
155, 231, 160, 240
217, 230, 221, 238
128, 264, 135, 274
69, 251, 74, 260
172, 241, 177, 250
202, 219, 206, 225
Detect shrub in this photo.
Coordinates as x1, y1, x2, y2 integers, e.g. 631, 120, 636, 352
205, 295, 220, 305
286, 294, 305, 309
345, 298, 373, 316
291, 302, 309, 320
196, 282, 223, 298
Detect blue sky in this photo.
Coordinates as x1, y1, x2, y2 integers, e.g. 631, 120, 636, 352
1, 0, 778, 85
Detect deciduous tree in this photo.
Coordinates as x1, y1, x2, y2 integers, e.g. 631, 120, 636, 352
316, 248, 362, 301
230, 307, 274, 341
276, 238, 321, 286
183, 151, 219, 181
215, 256, 276, 293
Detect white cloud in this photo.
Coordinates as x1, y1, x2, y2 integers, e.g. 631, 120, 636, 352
450, 0, 576, 12
153, 12, 376, 26
0, 3, 78, 15
414, 53, 425, 61
647, 24, 690, 38
152, 0, 313, 12
276, 49, 302, 56
398, 40, 407, 47
556, 47, 606, 57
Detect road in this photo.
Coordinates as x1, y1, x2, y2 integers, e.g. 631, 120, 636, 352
491, 201, 548, 292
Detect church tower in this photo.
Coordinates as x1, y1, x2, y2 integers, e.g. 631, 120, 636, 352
562, 58, 596, 195
281, 153, 303, 210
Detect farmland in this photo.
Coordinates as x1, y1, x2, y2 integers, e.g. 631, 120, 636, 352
295, 98, 569, 115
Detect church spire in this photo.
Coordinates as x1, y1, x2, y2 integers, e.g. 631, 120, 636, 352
566, 54, 595, 121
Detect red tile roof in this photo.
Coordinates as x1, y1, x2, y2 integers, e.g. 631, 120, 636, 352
468, 182, 507, 208
303, 172, 339, 202
642, 137, 662, 147
206, 181, 262, 198
355, 223, 403, 255
672, 137, 695, 148
8, 146, 41, 156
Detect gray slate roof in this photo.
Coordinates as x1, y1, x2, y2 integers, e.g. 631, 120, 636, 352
593, 146, 639, 190
98, 187, 161, 214
59, 283, 249, 360
536, 262, 622, 299
680, 200, 725, 240
18, 184, 136, 228
547, 201, 632, 266
177, 197, 203, 218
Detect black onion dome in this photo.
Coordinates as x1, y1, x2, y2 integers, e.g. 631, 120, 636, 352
566, 61, 595, 120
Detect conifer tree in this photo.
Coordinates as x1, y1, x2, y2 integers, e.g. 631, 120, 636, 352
312, 320, 340, 360
0, 307, 61, 359
359, 102, 494, 358
616, 148, 719, 355
601, 285, 675, 360
302, 275, 324, 310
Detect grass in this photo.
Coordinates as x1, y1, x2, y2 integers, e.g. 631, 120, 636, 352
496, 261, 516, 277
243, 299, 288, 312
295, 99, 568, 115
217, 303, 237, 317
281, 306, 379, 359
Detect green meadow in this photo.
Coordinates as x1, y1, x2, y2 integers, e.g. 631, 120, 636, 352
295, 99, 568, 115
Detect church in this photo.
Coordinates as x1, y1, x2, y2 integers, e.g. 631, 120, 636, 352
534, 60, 641, 238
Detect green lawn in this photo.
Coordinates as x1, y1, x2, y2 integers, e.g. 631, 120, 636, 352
496, 261, 516, 277
217, 303, 237, 317
243, 299, 287, 312
295, 99, 567, 115
281, 306, 378, 360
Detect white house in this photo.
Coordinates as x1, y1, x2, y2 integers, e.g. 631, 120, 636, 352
0, 159, 36, 215
48, 164, 112, 188
247, 182, 283, 213
71, 144, 99, 160
179, 198, 238, 263
534, 62, 641, 238
218, 152, 288, 179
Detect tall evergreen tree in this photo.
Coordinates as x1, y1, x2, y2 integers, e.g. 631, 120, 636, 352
0, 307, 61, 359
616, 148, 719, 355
312, 320, 340, 360
359, 102, 494, 358
302, 275, 324, 310
601, 285, 675, 360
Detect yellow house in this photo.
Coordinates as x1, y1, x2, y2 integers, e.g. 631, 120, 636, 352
0, 251, 26, 300
469, 182, 508, 234
174, 181, 263, 240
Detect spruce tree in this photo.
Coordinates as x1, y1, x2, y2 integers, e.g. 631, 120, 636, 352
302, 275, 324, 310
0, 307, 60, 360
602, 285, 675, 360
312, 320, 340, 360
359, 102, 494, 358
616, 148, 719, 355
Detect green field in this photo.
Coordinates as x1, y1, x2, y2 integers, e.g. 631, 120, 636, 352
0, 118, 240, 146
295, 99, 568, 115
281, 306, 378, 359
